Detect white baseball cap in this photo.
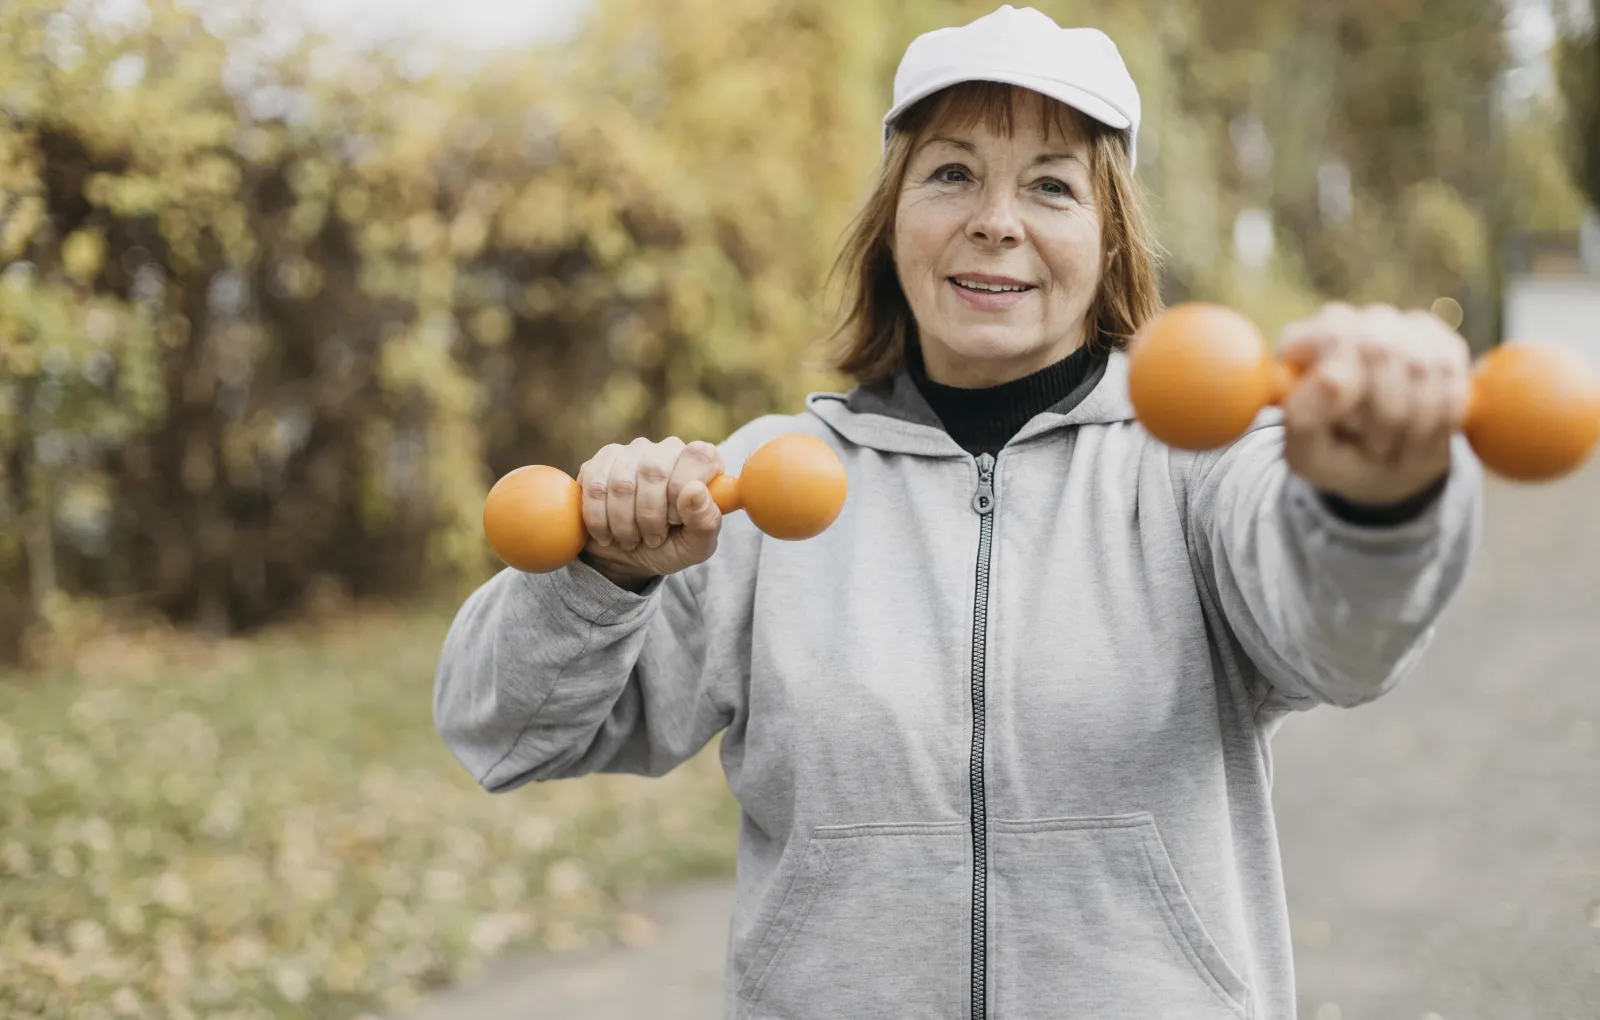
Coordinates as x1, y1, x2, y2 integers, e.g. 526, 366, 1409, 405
883, 5, 1142, 169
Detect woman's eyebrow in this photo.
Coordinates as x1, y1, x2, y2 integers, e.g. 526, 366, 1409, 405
914, 137, 1085, 167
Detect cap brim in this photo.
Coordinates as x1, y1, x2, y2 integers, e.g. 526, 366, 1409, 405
883, 69, 1132, 141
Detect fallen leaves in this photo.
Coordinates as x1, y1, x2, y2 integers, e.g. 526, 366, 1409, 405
0, 607, 738, 1018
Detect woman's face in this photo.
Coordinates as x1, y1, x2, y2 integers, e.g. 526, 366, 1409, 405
892, 106, 1103, 388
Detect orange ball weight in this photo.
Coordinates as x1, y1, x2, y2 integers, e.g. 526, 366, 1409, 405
1127, 303, 1279, 450
482, 464, 586, 574
733, 433, 849, 540
1464, 341, 1600, 482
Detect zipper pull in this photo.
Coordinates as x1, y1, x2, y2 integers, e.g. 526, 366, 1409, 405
972, 453, 995, 515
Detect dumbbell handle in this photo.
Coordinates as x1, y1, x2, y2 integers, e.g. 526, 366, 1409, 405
482, 433, 847, 573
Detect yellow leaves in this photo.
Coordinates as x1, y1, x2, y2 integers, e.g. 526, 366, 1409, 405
13, 0, 1526, 683
521, 279, 562, 318
468, 306, 512, 347
0, 131, 38, 196
288, 198, 327, 243
287, 158, 335, 201
463, 179, 508, 217
359, 218, 403, 259
595, 371, 651, 435
1, 195, 45, 260
275, 254, 324, 301
377, 322, 479, 418
192, 155, 240, 197
4, 339, 38, 377
85, 171, 159, 216
1505, 110, 1589, 234
448, 209, 490, 259
1400, 180, 1491, 296
664, 389, 731, 445
615, 256, 662, 301
337, 184, 371, 222
0, 598, 744, 1014
499, 176, 580, 250
405, 210, 445, 255
59, 230, 105, 287
416, 260, 455, 310
158, 207, 199, 270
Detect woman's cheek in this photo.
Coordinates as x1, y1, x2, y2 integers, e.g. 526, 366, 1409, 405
1047, 226, 1103, 296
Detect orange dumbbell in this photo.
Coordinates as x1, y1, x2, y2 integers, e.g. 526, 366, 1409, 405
1126, 302, 1600, 482
482, 433, 848, 573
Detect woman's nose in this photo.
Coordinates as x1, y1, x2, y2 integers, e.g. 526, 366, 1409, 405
967, 187, 1024, 246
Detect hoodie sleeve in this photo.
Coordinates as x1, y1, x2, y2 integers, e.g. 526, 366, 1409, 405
431, 420, 782, 792
1172, 417, 1484, 713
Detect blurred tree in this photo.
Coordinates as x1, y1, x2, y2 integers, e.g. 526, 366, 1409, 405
1555, 0, 1600, 210
1249, 0, 1508, 342
1504, 95, 1591, 233
0, 0, 1585, 660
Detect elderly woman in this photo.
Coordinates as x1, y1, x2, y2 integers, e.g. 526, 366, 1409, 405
434, 6, 1482, 1018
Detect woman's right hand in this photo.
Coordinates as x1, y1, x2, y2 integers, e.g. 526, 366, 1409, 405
576, 437, 725, 591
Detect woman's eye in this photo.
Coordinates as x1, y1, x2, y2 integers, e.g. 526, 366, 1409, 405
1037, 178, 1073, 197
933, 165, 971, 183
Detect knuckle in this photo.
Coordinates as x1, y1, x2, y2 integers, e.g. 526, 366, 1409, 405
608, 475, 637, 497
584, 478, 609, 500
1425, 348, 1461, 377
637, 460, 671, 484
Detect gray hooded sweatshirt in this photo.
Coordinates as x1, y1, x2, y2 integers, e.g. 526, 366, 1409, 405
434, 349, 1483, 1020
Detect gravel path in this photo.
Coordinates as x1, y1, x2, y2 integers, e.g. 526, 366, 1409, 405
402, 461, 1600, 1020
1273, 461, 1600, 1019
392, 880, 735, 1020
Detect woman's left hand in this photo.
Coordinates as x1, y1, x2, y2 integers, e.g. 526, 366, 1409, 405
1277, 302, 1472, 508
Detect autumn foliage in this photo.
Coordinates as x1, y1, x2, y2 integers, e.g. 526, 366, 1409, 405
0, 0, 1569, 659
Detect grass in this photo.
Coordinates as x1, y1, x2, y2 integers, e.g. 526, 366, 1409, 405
0, 598, 741, 1020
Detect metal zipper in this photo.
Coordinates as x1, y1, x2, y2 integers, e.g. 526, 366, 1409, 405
968, 452, 996, 1019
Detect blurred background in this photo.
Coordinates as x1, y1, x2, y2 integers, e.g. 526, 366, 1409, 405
0, 0, 1596, 1018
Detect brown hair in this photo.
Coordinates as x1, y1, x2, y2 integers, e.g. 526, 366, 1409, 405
824, 81, 1163, 385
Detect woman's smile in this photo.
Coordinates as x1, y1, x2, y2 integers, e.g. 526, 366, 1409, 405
947, 273, 1038, 311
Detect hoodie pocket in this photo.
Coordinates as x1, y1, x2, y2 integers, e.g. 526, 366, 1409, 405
989, 812, 1253, 1020
736, 820, 969, 1020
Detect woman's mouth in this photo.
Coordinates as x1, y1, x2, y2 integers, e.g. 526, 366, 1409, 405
948, 274, 1036, 310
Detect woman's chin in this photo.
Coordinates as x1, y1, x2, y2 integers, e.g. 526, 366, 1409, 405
924, 333, 1064, 384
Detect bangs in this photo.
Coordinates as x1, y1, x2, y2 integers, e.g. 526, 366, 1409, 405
895, 81, 1100, 149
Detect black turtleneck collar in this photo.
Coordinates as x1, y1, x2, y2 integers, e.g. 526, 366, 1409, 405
906, 337, 1105, 457
901, 334, 1444, 526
